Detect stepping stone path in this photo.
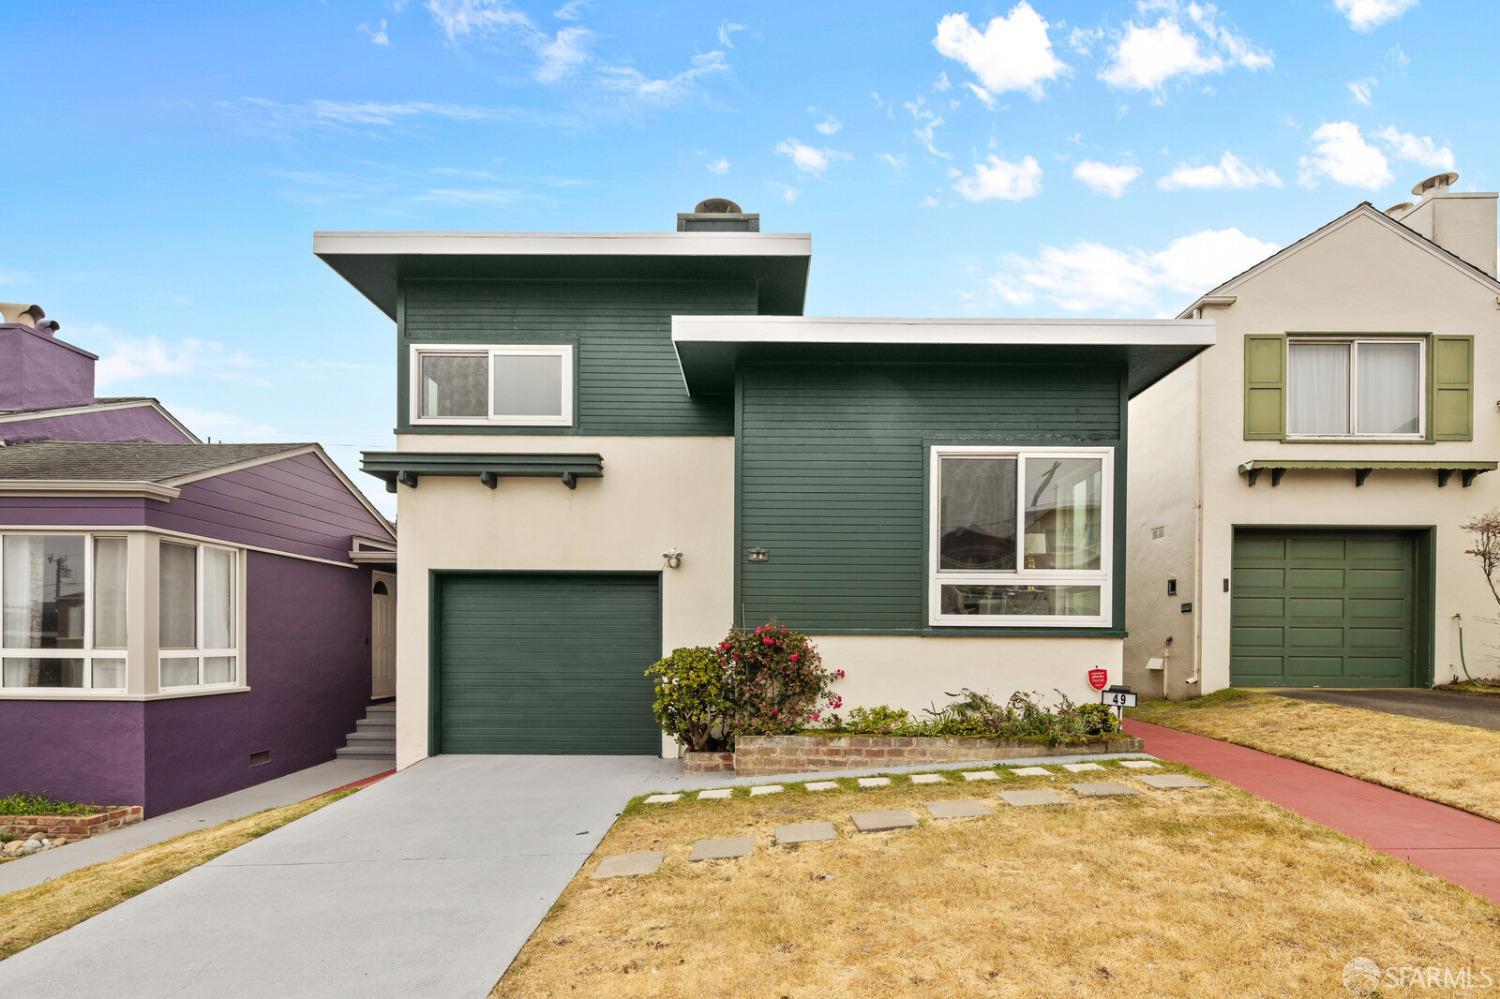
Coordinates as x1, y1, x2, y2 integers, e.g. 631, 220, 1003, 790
1010, 766, 1052, 777
689, 837, 756, 862
1000, 789, 1070, 807
593, 851, 665, 879
909, 773, 944, 784
775, 821, 838, 845
1062, 762, 1105, 773
857, 777, 891, 788
804, 781, 839, 792
961, 770, 999, 782
1120, 760, 1162, 770
698, 789, 732, 800
927, 799, 990, 820
749, 784, 784, 796
1139, 774, 1209, 790
851, 809, 919, 832
643, 794, 681, 804
1070, 782, 1138, 797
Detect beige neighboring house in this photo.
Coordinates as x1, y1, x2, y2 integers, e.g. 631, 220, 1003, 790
1127, 172, 1500, 698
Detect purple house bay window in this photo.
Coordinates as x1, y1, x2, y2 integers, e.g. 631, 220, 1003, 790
1, 533, 128, 691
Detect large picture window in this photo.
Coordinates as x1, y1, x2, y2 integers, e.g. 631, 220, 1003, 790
929, 447, 1111, 627
159, 541, 240, 689
1287, 338, 1424, 439
0, 534, 127, 691
413, 344, 574, 427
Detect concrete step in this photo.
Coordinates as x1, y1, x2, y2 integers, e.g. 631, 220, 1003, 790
355, 718, 396, 734
336, 745, 396, 761
366, 702, 396, 716
345, 730, 395, 744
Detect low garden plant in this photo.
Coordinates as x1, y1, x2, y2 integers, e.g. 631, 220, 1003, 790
0, 792, 96, 817
817, 689, 1121, 745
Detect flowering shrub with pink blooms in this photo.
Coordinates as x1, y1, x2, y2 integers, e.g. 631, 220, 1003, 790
718, 622, 842, 737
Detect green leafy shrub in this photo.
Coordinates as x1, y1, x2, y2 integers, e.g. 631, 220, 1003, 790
817, 689, 1119, 746
0, 792, 95, 816
645, 647, 733, 752
720, 622, 842, 735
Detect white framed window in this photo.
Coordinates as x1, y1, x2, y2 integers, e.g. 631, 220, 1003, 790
1287, 338, 1425, 439
411, 344, 574, 427
929, 446, 1112, 628
0, 533, 128, 691
158, 540, 241, 690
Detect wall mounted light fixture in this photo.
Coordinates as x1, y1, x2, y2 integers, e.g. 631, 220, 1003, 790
747, 547, 769, 562
662, 549, 683, 570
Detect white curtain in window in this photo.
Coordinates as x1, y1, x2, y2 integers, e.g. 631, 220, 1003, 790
203, 548, 235, 650
2, 536, 85, 649
94, 538, 128, 649
159, 542, 197, 649
1288, 342, 1350, 435
1357, 342, 1421, 435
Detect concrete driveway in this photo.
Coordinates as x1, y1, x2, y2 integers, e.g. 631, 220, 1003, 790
0, 755, 695, 999
1279, 688, 1500, 732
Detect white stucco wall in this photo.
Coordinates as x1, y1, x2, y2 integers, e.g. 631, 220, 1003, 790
391, 435, 735, 768
1131, 207, 1500, 697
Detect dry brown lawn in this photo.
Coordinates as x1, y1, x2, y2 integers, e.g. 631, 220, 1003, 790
0, 788, 354, 960
1133, 690, 1500, 822
491, 766, 1500, 999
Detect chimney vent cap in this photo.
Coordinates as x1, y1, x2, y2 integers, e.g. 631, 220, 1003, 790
693, 197, 742, 214
1385, 202, 1414, 217
1412, 171, 1460, 197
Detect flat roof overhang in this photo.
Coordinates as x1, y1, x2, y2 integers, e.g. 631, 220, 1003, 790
314, 231, 813, 319
671, 316, 1216, 398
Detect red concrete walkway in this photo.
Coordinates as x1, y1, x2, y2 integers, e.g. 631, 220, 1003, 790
1126, 718, 1500, 905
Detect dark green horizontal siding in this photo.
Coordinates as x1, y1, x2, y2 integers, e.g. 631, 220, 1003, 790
737, 362, 1126, 633
399, 278, 757, 436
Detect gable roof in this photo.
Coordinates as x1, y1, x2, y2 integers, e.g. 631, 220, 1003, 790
1177, 202, 1500, 319
0, 397, 201, 442
0, 441, 307, 482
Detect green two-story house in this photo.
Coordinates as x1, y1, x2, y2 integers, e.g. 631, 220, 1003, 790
318, 202, 1213, 767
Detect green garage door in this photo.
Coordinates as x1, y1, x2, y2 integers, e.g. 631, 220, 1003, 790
435, 573, 662, 754
1230, 531, 1416, 687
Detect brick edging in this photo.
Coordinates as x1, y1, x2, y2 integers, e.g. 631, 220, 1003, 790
0, 805, 144, 840
731, 734, 1143, 777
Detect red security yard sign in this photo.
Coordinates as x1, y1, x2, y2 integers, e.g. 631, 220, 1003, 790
1087, 668, 1108, 692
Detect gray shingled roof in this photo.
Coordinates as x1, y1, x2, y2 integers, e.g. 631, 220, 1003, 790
0, 441, 311, 482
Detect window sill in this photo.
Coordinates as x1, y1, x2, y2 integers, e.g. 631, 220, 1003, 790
1279, 436, 1430, 444
0, 686, 252, 702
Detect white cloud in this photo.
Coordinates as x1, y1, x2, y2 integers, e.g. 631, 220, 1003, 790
425, 0, 531, 42
775, 138, 849, 176
169, 406, 277, 439
1158, 151, 1282, 190
878, 152, 907, 171
1073, 160, 1141, 197
814, 115, 841, 136
1100, 1, 1271, 92
417, 187, 525, 206
1375, 125, 1454, 170
1297, 121, 1392, 189
534, 26, 591, 82
597, 50, 728, 105
706, 157, 730, 175
91, 331, 262, 387
1334, 0, 1419, 32
554, 0, 587, 20
767, 181, 799, 202
987, 227, 1279, 314
953, 154, 1043, 202
717, 20, 746, 47
357, 19, 390, 45
932, 4, 1067, 101
0, 269, 33, 286
904, 96, 948, 158
1347, 77, 1375, 105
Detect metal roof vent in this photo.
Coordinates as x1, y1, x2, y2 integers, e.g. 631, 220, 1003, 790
677, 198, 759, 233
1385, 202, 1414, 217
1412, 171, 1460, 197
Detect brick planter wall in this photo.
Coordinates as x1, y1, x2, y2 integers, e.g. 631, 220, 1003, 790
732, 734, 1144, 777
0, 805, 143, 840
681, 751, 735, 774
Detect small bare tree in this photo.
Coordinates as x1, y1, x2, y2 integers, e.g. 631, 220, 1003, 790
1463, 510, 1500, 608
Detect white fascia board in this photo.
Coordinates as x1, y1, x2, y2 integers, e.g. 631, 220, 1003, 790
0, 480, 180, 501
313, 231, 811, 259
671, 315, 1215, 347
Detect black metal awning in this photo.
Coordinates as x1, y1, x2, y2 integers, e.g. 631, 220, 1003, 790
360, 451, 603, 492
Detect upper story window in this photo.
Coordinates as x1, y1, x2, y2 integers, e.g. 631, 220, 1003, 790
413, 344, 574, 427
0, 534, 127, 691
1287, 338, 1424, 439
159, 541, 240, 690
929, 446, 1111, 627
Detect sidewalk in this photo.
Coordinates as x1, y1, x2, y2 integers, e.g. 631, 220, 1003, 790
0, 758, 391, 895
1126, 718, 1500, 905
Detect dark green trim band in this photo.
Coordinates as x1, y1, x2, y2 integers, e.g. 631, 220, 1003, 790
362, 451, 604, 492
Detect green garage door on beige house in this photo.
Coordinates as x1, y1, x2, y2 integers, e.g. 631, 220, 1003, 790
1230, 530, 1419, 687
433, 573, 662, 754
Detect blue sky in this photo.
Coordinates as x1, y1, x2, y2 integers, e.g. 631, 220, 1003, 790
5, 0, 1490, 514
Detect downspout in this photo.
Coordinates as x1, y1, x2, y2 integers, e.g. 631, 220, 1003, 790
1187, 305, 1206, 689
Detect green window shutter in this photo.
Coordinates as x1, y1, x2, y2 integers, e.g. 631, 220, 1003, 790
1243, 334, 1286, 440
1431, 335, 1474, 441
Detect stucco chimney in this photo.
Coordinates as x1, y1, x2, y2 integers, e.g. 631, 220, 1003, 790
0, 308, 98, 411
1395, 172, 1498, 277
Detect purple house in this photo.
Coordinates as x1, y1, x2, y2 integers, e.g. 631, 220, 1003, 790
0, 304, 397, 815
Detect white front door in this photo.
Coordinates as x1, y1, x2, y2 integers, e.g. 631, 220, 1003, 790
371, 572, 396, 699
